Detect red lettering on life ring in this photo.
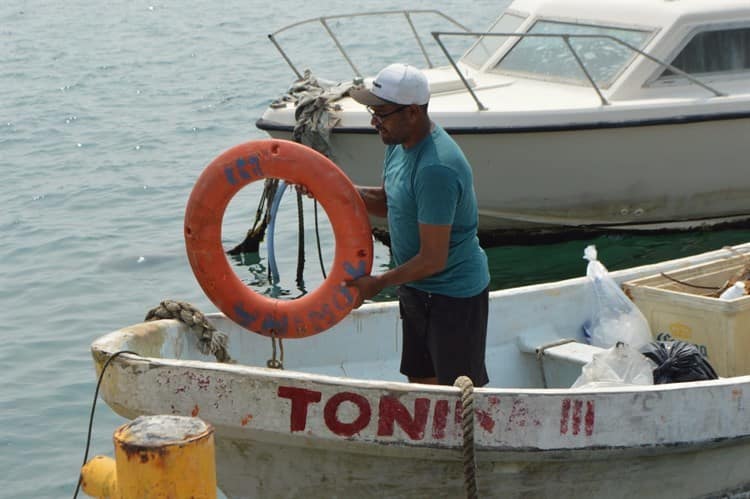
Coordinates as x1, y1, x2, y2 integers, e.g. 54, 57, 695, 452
184, 139, 373, 338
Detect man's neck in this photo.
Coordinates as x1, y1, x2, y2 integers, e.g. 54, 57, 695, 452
403, 118, 433, 149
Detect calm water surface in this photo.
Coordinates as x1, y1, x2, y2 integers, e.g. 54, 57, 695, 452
2, 1, 749, 497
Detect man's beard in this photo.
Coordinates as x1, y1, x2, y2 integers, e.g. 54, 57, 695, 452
376, 126, 401, 145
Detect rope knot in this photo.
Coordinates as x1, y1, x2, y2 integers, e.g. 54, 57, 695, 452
145, 300, 233, 363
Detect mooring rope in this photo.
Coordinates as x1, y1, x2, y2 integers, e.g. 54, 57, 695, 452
454, 375, 478, 499
296, 189, 306, 288
73, 350, 138, 499
314, 200, 327, 278
145, 300, 233, 363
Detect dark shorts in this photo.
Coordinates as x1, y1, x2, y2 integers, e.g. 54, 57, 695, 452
398, 285, 489, 387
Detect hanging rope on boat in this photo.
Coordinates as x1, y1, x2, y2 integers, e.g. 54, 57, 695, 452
229, 70, 353, 294
286, 71, 359, 282
287, 69, 354, 159
145, 300, 233, 363
296, 190, 306, 287
454, 375, 479, 499
314, 200, 327, 278
227, 178, 279, 255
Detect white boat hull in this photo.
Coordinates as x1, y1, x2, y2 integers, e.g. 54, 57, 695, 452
261, 114, 750, 235
212, 432, 750, 498
92, 244, 750, 498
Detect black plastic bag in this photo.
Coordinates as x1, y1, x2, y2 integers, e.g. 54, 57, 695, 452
640, 340, 719, 384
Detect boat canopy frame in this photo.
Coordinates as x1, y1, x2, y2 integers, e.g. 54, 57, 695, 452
265, 11, 725, 112
433, 31, 726, 110
267, 10, 471, 80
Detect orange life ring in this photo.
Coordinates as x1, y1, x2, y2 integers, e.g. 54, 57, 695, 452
184, 139, 373, 339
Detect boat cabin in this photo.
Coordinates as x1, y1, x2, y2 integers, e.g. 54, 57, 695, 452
454, 0, 750, 103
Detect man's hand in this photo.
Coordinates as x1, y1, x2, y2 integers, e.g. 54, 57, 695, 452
344, 275, 383, 309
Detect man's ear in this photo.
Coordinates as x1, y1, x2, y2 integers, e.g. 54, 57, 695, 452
407, 104, 420, 121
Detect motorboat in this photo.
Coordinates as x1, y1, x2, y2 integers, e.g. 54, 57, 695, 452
256, 0, 750, 240
91, 242, 750, 498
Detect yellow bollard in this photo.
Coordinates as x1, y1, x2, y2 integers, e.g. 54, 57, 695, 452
80, 455, 118, 498
81, 415, 217, 499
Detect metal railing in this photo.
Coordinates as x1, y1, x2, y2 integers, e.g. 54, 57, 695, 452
267, 10, 471, 80
432, 31, 726, 111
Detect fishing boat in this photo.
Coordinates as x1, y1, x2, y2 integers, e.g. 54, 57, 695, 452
256, 0, 750, 239
91, 242, 750, 498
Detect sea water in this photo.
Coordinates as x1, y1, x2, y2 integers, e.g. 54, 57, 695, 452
3, 1, 750, 497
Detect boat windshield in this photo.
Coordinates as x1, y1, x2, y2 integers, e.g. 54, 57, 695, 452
492, 20, 652, 87
461, 13, 527, 68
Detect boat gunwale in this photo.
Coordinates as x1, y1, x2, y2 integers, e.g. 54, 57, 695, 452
91, 337, 750, 397
256, 108, 750, 135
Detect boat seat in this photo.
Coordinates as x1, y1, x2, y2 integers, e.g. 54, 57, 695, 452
518, 333, 606, 388
537, 340, 606, 388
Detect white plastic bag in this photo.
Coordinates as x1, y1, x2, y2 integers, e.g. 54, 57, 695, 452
719, 281, 746, 300
583, 245, 652, 349
572, 342, 655, 389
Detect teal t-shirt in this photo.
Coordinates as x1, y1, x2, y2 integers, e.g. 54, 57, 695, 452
383, 124, 489, 297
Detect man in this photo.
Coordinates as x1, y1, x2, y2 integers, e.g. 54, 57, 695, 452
347, 63, 490, 387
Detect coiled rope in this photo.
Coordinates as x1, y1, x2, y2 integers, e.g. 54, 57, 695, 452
145, 300, 233, 363
454, 375, 478, 499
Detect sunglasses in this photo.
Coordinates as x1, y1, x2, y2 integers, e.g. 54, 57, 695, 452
366, 105, 409, 122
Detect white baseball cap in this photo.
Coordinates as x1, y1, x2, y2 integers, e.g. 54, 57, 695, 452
350, 63, 430, 106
